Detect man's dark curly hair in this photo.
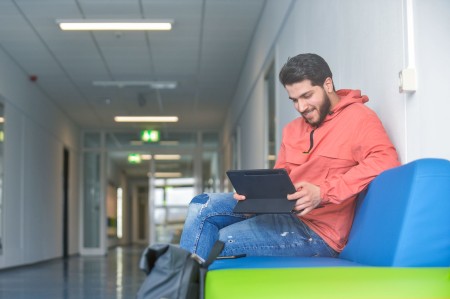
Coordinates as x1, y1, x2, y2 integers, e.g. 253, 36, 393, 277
279, 53, 334, 89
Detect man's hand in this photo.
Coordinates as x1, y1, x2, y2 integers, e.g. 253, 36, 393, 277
233, 193, 246, 201
287, 181, 322, 216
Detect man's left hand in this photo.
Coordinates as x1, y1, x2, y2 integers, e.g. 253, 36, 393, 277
287, 181, 322, 216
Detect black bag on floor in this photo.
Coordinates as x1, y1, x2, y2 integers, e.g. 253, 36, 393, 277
136, 241, 224, 299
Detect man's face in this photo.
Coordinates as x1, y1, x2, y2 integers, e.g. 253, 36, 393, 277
285, 80, 331, 127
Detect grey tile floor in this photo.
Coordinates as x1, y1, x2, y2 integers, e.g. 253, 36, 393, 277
0, 246, 146, 299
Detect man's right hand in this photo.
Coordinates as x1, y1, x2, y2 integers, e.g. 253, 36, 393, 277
233, 193, 246, 201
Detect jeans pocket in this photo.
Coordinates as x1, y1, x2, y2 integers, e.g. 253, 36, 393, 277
291, 215, 338, 257
291, 215, 313, 240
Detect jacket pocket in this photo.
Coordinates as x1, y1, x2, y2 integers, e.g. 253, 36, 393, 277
317, 153, 356, 180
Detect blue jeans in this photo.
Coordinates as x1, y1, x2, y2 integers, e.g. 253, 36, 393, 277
179, 193, 338, 260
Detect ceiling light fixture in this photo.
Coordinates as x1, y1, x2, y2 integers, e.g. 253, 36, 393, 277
154, 154, 181, 160
114, 116, 179, 123
93, 81, 177, 89
140, 154, 181, 161
154, 172, 182, 178
56, 19, 173, 31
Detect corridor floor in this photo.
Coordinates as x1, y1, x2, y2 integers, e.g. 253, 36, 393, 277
0, 246, 146, 299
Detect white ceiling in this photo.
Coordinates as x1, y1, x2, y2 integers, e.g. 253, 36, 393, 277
0, 0, 266, 135
0, 0, 266, 178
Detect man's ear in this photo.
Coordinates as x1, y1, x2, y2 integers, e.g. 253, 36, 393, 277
323, 77, 334, 93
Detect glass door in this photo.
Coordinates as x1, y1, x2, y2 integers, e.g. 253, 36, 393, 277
80, 133, 107, 255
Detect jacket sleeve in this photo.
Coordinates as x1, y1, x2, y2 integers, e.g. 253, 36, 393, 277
320, 113, 400, 204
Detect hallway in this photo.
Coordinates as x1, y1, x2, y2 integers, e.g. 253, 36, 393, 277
0, 246, 145, 299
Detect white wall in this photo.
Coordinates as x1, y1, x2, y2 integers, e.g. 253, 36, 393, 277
405, 0, 450, 160
0, 46, 80, 268
223, 0, 450, 172
223, 0, 294, 169
277, 0, 406, 160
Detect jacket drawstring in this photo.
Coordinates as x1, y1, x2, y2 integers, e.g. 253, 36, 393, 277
303, 129, 315, 154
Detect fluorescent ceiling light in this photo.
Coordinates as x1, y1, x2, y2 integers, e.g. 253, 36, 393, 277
93, 81, 177, 89
57, 19, 173, 31
140, 154, 181, 161
114, 116, 179, 122
154, 154, 181, 160
140, 154, 152, 160
154, 172, 182, 178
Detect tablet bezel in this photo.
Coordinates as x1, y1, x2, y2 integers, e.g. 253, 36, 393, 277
226, 168, 296, 214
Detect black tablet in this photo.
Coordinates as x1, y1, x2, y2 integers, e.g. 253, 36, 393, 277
226, 169, 296, 214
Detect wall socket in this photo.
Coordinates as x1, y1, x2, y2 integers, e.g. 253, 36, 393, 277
399, 68, 417, 93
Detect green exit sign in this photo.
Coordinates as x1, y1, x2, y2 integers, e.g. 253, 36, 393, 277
141, 130, 160, 142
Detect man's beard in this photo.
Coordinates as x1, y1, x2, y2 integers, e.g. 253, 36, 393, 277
303, 89, 331, 127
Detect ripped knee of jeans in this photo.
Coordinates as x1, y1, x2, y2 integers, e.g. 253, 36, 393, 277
190, 193, 209, 205
188, 193, 210, 216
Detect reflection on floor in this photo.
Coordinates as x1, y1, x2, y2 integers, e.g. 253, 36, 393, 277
0, 246, 146, 299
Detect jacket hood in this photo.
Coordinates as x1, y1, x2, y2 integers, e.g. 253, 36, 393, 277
326, 89, 368, 121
